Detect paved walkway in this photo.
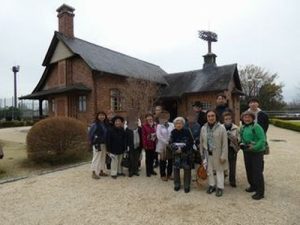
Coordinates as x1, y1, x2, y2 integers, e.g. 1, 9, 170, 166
0, 125, 299, 225
0, 126, 31, 144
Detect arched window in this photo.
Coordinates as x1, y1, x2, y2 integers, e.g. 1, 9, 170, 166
110, 89, 122, 111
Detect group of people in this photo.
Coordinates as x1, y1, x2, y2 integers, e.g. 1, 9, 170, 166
88, 94, 269, 200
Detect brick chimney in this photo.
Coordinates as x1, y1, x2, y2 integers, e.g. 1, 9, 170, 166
56, 4, 75, 38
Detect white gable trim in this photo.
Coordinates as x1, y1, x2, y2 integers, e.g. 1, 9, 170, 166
50, 41, 74, 63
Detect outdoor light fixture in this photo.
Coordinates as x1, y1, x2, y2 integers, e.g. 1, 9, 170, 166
11, 65, 20, 119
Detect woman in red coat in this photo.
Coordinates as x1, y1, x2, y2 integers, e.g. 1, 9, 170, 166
142, 114, 157, 177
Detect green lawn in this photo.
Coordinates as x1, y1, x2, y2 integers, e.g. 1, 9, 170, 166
270, 119, 300, 132
0, 139, 92, 181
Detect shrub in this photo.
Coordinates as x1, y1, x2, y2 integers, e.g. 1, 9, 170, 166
0, 120, 36, 129
27, 117, 89, 163
270, 119, 300, 132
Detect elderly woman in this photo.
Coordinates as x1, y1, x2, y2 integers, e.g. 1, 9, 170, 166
170, 117, 193, 193
200, 110, 228, 197
142, 113, 157, 177
240, 111, 266, 200
156, 111, 174, 181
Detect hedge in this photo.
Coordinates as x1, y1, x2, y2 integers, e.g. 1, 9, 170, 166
270, 119, 300, 132
26, 117, 89, 163
0, 120, 35, 129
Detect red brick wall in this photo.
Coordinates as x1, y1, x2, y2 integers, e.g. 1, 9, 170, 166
58, 12, 74, 38
43, 65, 59, 90
95, 73, 128, 118
70, 57, 95, 124
176, 91, 240, 124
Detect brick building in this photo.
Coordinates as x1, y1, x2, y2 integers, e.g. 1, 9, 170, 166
20, 4, 243, 124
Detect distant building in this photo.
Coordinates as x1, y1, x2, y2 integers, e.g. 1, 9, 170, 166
20, 4, 243, 124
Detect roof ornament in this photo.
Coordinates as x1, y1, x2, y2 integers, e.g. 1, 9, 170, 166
198, 30, 218, 54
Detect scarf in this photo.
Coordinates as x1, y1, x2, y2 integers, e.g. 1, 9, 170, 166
207, 122, 219, 152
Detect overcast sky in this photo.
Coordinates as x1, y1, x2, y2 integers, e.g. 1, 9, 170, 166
0, 0, 299, 103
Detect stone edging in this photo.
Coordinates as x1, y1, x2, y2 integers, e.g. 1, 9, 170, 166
0, 161, 90, 185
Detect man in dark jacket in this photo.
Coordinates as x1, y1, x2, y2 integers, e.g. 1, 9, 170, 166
192, 101, 207, 127
215, 94, 233, 123
125, 112, 143, 177
248, 98, 269, 133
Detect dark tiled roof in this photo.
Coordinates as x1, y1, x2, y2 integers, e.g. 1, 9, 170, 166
160, 64, 242, 98
43, 32, 167, 84
19, 83, 91, 100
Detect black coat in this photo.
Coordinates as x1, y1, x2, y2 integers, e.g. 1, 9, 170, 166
125, 127, 142, 152
106, 127, 126, 155
197, 111, 207, 127
170, 129, 193, 153
215, 104, 233, 123
257, 111, 269, 133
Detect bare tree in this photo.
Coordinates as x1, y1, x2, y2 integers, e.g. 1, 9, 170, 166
239, 65, 286, 111
121, 78, 160, 117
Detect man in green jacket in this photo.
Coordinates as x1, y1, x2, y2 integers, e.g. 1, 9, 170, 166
240, 111, 266, 200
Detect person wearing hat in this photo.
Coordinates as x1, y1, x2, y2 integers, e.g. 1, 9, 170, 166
170, 117, 193, 193
240, 111, 266, 200
192, 101, 207, 127
156, 110, 174, 181
106, 116, 127, 179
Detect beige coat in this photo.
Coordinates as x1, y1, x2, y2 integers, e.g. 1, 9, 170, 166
221, 123, 240, 152
200, 123, 228, 171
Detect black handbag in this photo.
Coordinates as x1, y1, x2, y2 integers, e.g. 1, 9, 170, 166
187, 128, 202, 164
121, 152, 130, 168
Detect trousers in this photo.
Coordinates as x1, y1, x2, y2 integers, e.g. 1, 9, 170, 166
228, 147, 237, 185
91, 144, 107, 175
174, 168, 191, 189
145, 150, 155, 176
243, 151, 265, 196
207, 155, 224, 189
129, 148, 141, 175
110, 154, 123, 176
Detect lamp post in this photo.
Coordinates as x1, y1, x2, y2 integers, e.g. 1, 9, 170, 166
12, 65, 20, 120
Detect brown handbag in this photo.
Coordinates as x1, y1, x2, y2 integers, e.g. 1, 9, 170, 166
197, 164, 207, 180
0, 145, 4, 159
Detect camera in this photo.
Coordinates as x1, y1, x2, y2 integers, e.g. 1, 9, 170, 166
94, 143, 102, 152
239, 143, 249, 150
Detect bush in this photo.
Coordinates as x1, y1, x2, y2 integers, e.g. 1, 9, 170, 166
0, 120, 36, 128
270, 119, 300, 132
27, 117, 89, 163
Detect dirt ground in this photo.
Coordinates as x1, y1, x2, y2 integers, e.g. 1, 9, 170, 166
0, 125, 299, 225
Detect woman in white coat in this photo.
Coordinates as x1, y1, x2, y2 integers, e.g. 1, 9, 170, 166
156, 111, 174, 181
200, 110, 228, 197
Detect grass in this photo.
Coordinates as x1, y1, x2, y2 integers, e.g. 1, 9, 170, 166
0, 139, 92, 181
270, 119, 300, 132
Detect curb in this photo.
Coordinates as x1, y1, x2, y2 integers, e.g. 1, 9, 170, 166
0, 161, 90, 185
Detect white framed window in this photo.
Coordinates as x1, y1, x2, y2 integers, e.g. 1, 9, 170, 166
110, 89, 122, 111
51, 99, 55, 113
202, 102, 212, 111
79, 96, 87, 112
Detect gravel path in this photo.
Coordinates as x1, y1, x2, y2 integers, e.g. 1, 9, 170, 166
0, 125, 299, 225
